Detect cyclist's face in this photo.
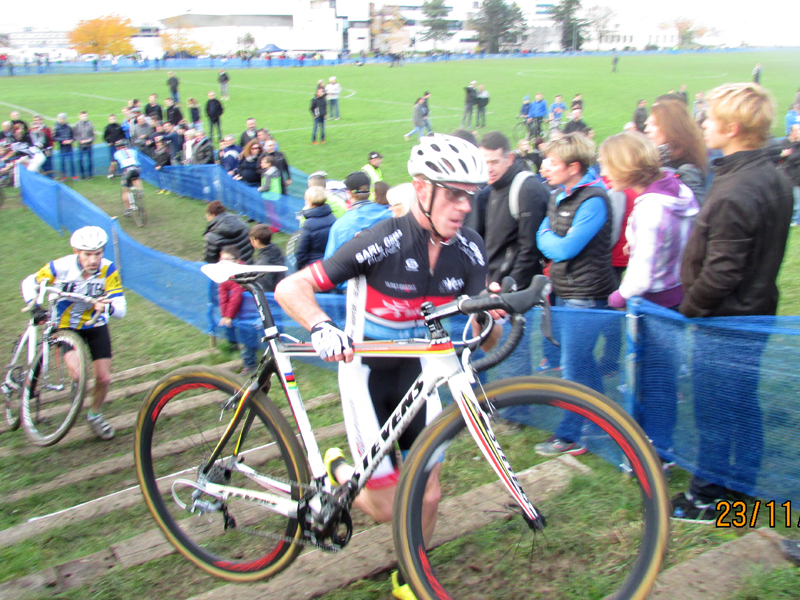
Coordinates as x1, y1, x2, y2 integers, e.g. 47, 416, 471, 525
74, 249, 104, 274
424, 181, 475, 239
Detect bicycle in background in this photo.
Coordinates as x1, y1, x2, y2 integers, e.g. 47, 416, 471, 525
134, 263, 670, 599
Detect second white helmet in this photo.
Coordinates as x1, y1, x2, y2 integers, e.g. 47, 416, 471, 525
408, 134, 488, 185
70, 226, 108, 251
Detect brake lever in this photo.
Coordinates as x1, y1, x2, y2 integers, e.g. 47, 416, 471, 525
540, 300, 559, 347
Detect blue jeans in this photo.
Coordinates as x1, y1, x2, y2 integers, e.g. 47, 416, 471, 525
406, 126, 424, 140
77, 146, 93, 178
312, 117, 325, 142
329, 99, 339, 119
171, 91, 179, 103
792, 187, 799, 224
423, 117, 433, 135
553, 297, 609, 443
59, 146, 75, 177
689, 328, 768, 501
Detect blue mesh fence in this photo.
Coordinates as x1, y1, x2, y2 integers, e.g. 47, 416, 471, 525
17, 168, 800, 501
1, 47, 792, 77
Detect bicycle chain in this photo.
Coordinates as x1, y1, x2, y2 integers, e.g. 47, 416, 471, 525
235, 524, 343, 553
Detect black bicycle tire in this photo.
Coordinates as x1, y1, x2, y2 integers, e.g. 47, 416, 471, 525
134, 365, 310, 582
132, 189, 147, 227
393, 376, 670, 600
21, 329, 90, 446
512, 121, 529, 143
3, 336, 26, 431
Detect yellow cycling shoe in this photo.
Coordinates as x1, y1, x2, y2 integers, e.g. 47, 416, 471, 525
391, 570, 418, 600
324, 447, 346, 486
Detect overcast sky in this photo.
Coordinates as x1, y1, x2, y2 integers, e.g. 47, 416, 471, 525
5, 0, 796, 48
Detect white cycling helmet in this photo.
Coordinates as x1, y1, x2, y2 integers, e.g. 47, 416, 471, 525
407, 134, 488, 184
70, 226, 108, 251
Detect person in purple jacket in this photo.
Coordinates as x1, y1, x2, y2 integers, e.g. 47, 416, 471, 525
601, 131, 699, 461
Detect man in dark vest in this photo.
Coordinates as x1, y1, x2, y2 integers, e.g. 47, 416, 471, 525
534, 132, 617, 456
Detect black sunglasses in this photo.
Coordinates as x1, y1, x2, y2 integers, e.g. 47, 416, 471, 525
433, 182, 477, 203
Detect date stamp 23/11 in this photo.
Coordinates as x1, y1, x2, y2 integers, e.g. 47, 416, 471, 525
716, 500, 798, 528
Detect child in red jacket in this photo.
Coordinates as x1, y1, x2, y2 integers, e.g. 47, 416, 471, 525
218, 246, 257, 374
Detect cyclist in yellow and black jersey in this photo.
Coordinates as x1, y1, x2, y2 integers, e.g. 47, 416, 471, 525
21, 226, 126, 440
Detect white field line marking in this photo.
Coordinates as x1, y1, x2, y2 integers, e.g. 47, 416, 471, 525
181, 79, 462, 113
70, 92, 129, 103
0, 101, 57, 122
27, 439, 280, 523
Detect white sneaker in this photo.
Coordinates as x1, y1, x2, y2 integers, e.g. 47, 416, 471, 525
88, 413, 115, 440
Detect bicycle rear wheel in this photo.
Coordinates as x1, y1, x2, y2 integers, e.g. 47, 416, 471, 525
3, 336, 27, 431
135, 366, 310, 582
21, 329, 90, 446
393, 376, 670, 600
131, 189, 147, 227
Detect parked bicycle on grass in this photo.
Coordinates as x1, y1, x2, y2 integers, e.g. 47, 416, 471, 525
134, 135, 670, 600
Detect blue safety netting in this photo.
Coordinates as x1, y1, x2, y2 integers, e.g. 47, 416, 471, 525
2, 46, 794, 77
18, 167, 800, 502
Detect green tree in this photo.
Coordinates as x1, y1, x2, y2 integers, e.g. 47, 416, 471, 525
551, 0, 586, 50
472, 0, 527, 54
421, 0, 455, 47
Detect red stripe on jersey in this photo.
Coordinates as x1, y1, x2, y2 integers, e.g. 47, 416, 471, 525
365, 285, 453, 323
310, 261, 334, 291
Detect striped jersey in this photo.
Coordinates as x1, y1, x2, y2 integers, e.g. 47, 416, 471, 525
24, 255, 126, 330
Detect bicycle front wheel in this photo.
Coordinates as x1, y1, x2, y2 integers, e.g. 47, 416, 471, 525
512, 121, 530, 143
393, 376, 670, 600
21, 329, 90, 446
135, 366, 310, 582
132, 190, 147, 227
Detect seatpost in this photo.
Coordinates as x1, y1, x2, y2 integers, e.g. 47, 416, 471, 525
244, 283, 277, 339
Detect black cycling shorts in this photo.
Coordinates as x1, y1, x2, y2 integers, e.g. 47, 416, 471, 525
121, 168, 140, 188
73, 325, 112, 361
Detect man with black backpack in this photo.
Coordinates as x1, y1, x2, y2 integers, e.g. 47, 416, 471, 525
478, 131, 549, 288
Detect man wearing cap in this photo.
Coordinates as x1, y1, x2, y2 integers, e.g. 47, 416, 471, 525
462, 81, 478, 128
361, 151, 384, 201
324, 171, 391, 259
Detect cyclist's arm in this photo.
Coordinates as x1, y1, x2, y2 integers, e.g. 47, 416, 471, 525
22, 263, 56, 303
101, 265, 127, 318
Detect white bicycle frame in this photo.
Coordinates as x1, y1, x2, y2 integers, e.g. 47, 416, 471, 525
182, 334, 542, 526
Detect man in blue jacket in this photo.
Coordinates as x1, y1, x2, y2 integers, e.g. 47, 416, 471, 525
534, 133, 617, 456
527, 93, 548, 137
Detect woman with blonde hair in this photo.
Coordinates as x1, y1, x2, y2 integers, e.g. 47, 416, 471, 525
386, 182, 414, 217
646, 99, 708, 205
600, 131, 699, 462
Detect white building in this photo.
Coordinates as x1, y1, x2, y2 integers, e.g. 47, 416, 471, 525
5, 28, 77, 61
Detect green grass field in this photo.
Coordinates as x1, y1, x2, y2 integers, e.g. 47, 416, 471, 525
1, 50, 800, 599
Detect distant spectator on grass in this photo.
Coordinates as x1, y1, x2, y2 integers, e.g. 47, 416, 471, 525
74, 111, 95, 179
205, 91, 224, 145
165, 98, 183, 126
325, 76, 342, 120
53, 113, 75, 180
310, 88, 327, 144
219, 135, 241, 176
203, 200, 253, 264
144, 94, 163, 123
475, 85, 490, 128
237, 140, 263, 187
218, 70, 230, 100
461, 81, 478, 128
240, 118, 258, 148
187, 98, 202, 130
633, 100, 648, 133
167, 71, 180, 103
404, 98, 426, 142
263, 140, 292, 194
103, 114, 125, 178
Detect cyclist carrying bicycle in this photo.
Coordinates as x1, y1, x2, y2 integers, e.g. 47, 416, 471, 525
113, 139, 142, 216
21, 226, 126, 440
275, 134, 503, 600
